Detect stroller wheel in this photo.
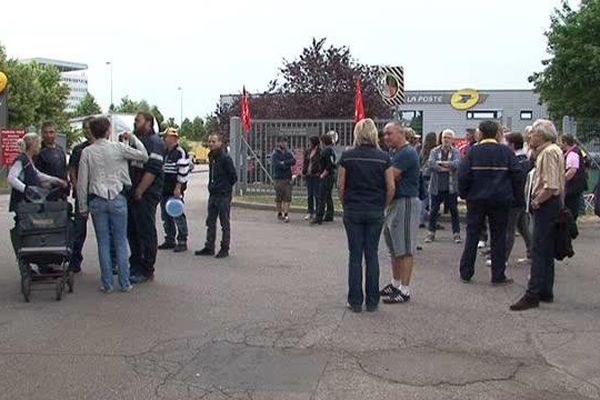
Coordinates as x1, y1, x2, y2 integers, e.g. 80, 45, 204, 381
67, 271, 74, 293
21, 274, 31, 303
55, 281, 63, 301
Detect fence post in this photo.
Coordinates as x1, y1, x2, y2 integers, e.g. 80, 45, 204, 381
229, 117, 242, 195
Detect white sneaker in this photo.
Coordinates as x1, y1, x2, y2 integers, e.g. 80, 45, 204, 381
478, 240, 487, 249
453, 234, 462, 244
99, 286, 114, 294
304, 214, 312, 221
284, 215, 290, 223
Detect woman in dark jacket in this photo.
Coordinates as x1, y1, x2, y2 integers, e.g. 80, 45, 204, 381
338, 119, 395, 312
302, 136, 321, 221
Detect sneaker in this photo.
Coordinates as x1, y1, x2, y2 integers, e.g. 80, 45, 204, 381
477, 240, 487, 249
453, 233, 462, 244
99, 286, 114, 294
491, 277, 514, 286
277, 212, 283, 220
366, 304, 378, 312
424, 232, 435, 243
158, 242, 176, 250
120, 285, 133, 293
510, 295, 539, 311
379, 283, 396, 297
130, 274, 153, 284
383, 287, 410, 304
304, 213, 313, 221
485, 259, 492, 267
310, 218, 323, 225
174, 243, 188, 253
283, 215, 290, 223
347, 304, 362, 313
195, 248, 215, 256
215, 249, 229, 259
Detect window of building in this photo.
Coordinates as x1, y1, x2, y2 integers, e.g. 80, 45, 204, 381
466, 110, 502, 120
520, 110, 533, 120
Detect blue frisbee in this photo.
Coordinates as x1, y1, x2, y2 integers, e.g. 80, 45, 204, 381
165, 197, 184, 218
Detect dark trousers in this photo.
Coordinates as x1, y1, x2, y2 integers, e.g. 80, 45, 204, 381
460, 202, 510, 282
429, 191, 460, 234
160, 197, 189, 244
128, 193, 160, 277
343, 211, 385, 307
527, 197, 560, 299
70, 196, 87, 269
306, 175, 320, 215
316, 175, 334, 221
205, 194, 232, 251
506, 206, 531, 260
565, 192, 582, 220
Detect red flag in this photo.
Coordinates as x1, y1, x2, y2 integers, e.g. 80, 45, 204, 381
354, 76, 365, 123
241, 86, 252, 134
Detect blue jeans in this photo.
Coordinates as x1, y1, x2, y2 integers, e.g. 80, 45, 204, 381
429, 191, 460, 234
160, 197, 189, 244
306, 176, 320, 215
89, 194, 130, 290
343, 210, 385, 307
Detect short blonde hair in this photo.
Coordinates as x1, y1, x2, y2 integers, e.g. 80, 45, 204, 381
531, 119, 557, 143
353, 118, 379, 147
18, 132, 41, 153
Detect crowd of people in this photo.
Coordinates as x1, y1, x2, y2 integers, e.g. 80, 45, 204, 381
6, 112, 592, 311
8, 112, 236, 293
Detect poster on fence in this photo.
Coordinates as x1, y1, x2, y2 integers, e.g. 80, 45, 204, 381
1, 129, 25, 166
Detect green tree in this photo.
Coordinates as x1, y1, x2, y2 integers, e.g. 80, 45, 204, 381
165, 117, 179, 129
73, 92, 102, 117
530, 0, 600, 118
0, 42, 69, 129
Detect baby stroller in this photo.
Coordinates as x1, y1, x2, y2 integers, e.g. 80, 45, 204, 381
12, 187, 75, 302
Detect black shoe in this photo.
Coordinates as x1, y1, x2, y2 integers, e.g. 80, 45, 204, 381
491, 278, 514, 286
418, 223, 426, 228
277, 212, 283, 220
195, 248, 215, 256
158, 242, 176, 250
215, 249, 229, 259
323, 217, 334, 222
510, 295, 539, 311
382, 287, 410, 304
310, 218, 323, 225
379, 283, 396, 297
112, 267, 118, 275
174, 243, 188, 253
540, 294, 554, 303
460, 277, 472, 284
366, 304, 378, 312
130, 274, 154, 284
348, 304, 362, 313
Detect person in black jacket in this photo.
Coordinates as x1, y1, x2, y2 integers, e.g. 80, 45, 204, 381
311, 133, 336, 224
129, 111, 165, 284
195, 133, 238, 258
35, 121, 69, 201
504, 132, 533, 264
302, 136, 321, 221
457, 121, 522, 285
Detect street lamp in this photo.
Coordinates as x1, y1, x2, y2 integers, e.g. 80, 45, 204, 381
106, 61, 113, 112
177, 86, 183, 126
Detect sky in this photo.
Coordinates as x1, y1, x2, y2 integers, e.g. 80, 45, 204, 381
1, 0, 570, 122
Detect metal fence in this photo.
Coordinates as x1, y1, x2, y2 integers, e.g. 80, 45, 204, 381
229, 117, 387, 195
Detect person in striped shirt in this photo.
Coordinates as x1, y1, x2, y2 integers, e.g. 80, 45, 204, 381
158, 128, 190, 253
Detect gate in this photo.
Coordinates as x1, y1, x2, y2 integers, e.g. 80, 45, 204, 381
229, 117, 388, 195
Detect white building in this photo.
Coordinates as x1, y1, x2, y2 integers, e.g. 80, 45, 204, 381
22, 58, 88, 113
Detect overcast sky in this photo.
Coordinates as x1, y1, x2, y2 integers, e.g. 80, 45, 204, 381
2, 0, 570, 121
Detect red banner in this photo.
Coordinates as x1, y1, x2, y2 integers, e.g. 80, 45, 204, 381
1, 129, 25, 166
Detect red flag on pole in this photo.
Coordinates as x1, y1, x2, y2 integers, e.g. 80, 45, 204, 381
354, 76, 365, 123
241, 86, 252, 134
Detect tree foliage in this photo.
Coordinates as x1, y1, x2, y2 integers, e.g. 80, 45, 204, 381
530, 0, 600, 118
73, 91, 102, 117
0, 42, 70, 129
113, 96, 166, 130
214, 38, 393, 134
180, 116, 207, 141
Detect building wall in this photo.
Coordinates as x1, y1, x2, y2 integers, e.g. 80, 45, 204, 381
61, 71, 88, 113
395, 90, 548, 137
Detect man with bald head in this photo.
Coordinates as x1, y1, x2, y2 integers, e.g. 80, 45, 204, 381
379, 121, 421, 304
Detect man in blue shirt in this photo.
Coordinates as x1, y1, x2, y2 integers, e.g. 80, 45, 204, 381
271, 137, 296, 223
380, 121, 421, 304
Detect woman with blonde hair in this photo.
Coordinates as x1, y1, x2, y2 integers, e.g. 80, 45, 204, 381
337, 118, 395, 312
